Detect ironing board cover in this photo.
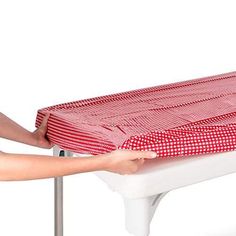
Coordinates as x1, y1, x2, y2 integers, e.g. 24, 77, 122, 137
36, 72, 236, 157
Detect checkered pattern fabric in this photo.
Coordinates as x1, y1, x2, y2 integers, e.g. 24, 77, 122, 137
36, 72, 236, 157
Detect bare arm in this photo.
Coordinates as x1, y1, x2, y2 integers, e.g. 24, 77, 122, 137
0, 112, 52, 148
0, 150, 156, 181
0, 112, 157, 180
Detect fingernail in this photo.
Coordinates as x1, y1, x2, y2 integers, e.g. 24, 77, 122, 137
150, 152, 157, 158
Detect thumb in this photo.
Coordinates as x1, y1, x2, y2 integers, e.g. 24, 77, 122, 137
131, 150, 157, 160
39, 113, 50, 130
116, 149, 157, 161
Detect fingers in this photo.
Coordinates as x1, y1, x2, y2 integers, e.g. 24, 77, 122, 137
105, 150, 153, 175
134, 158, 145, 167
124, 159, 145, 175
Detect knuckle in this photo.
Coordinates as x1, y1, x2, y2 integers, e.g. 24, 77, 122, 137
131, 165, 138, 173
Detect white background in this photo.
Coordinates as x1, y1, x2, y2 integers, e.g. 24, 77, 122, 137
1, 0, 236, 235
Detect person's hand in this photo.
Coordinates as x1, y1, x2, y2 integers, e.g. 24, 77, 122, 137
31, 114, 53, 149
101, 149, 157, 175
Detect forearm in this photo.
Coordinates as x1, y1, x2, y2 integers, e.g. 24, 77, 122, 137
0, 152, 108, 181
0, 112, 36, 146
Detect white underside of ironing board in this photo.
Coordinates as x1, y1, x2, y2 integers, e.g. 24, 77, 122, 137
91, 151, 236, 199
55, 147, 236, 236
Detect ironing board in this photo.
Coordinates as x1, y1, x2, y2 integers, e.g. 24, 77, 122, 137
36, 71, 236, 236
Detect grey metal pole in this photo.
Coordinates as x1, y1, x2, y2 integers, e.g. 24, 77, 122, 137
54, 147, 64, 236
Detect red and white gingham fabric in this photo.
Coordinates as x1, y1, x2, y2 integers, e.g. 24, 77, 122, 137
36, 72, 236, 158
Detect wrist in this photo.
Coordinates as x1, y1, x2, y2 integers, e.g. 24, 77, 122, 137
96, 152, 114, 171
90, 153, 111, 171
28, 131, 39, 147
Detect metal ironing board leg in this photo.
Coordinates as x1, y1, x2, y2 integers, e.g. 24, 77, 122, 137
54, 147, 73, 236
53, 146, 65, 236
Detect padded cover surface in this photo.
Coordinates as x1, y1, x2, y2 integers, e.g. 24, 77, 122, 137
36, 72, 236, 157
